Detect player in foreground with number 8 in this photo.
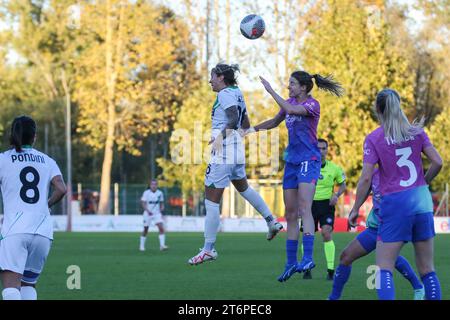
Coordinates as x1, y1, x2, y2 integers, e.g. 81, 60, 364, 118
348, 89, 443, 300
188, 64, 283, 266
0, 116, 67, 300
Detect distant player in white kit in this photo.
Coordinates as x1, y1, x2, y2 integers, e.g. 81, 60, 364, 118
139, 179, 168, 251
0, 116, 67, 300
188, 63, 283, 265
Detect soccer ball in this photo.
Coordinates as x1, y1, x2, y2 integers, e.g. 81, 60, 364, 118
240, 14, 265, 40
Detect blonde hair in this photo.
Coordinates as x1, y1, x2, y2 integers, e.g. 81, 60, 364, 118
375, 88, 424, 144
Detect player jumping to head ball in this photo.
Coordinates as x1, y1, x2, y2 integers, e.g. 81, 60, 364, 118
188, 63, 284, 266
245, 71, 343, 282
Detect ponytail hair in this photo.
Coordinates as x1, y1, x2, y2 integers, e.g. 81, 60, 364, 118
375, 88, 424, 143
312, 74, 344, 97
290, 71, 344, 97
212, 63, 240, 86
10, 116, 36, 152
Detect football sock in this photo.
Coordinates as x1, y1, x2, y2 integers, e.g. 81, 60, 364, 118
328, 264, 352, 300
286, 240, 298, 265
377, 269, 395, 300
395, 255, 422, 290
421, 271, 441, 300
324, 240, 335, 270
204, 199, 220, 251
240, 187, 274, 224
2, 288, 21, 300
140, 236, 146, 248
20, 286, 37, 300
159, 234, 166, 247
302, 234, 315, 260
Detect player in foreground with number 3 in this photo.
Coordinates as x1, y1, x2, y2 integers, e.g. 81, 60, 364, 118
348, 89, 443, 300
0, 116, 67, 300
188, 64, 284, 266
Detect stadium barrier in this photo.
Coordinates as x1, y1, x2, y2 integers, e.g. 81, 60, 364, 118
0, 215, 438, 233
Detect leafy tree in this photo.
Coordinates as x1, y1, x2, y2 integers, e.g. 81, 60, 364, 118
298, 0, 415, 186
74, 0, 197, 213
420, 0, 450, 190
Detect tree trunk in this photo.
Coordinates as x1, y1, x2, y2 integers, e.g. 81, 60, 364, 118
214, 0, 220, 61
98, 0, 122, 214
98, 129, 115, 214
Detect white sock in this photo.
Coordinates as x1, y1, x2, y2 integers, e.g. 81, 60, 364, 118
240, 187, 274, 224
140, 236, 146, 248
2, 288, 21, 300
159, 234, 166, 247
204, 199, 221, 250
20, 286, 37, 300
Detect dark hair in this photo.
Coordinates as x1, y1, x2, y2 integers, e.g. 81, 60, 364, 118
317, 138, 328, 147
376, 88, 400, 115
10, 116, 36, 152
290, 71, 344, 97
212, 63, 240, 86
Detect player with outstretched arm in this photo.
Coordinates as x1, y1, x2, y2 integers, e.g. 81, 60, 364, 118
246, 71, 343, 281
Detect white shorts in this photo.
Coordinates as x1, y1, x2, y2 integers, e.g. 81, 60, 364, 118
143, 212, 164, 227
204, 163, 247, 188
0, 234, 52, 284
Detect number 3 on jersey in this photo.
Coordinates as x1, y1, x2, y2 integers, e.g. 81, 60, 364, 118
395, 147, 417, 187
20, 166, 40, 204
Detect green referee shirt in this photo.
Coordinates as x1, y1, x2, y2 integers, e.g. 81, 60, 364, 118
314, 160, 346, 201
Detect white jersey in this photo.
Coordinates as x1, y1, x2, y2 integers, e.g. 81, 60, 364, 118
210, 86, 246, 164
141, 189, 164, 215
0, 147, 62, 240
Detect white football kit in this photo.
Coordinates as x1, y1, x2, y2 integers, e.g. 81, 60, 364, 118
205, 86, 247, 188
0, 147, 62, 283
141, 189, 164, 227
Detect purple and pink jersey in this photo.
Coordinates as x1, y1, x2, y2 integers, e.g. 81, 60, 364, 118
278, 96, 321, 165
363, 126, 432, 196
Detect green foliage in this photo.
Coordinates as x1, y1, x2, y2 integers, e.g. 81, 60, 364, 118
429, 105, 450, 189
298, 0, 415, 186
74, 1, 197, 156
157, 83, 214, 194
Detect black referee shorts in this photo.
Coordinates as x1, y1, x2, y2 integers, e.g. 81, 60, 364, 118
301, 199, 335, 232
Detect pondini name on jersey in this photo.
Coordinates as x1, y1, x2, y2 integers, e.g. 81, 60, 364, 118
11, 153, 46, 164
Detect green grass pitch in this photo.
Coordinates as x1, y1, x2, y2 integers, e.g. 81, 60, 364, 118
34, 232, 449, 300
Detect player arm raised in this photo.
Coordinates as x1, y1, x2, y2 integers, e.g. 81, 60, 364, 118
423, 145, 443, 185
251, 111, 285, 133
48, 175, 67, 208
259, 76, 309, 116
